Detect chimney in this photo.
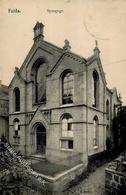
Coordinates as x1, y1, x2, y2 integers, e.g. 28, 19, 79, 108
0, 80, 2, 87
33, 21, 44, 42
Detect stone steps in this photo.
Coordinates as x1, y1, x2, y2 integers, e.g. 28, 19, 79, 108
25, 154, 46, 164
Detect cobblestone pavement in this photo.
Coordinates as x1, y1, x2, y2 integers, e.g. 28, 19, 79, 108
63, 163, 108, 195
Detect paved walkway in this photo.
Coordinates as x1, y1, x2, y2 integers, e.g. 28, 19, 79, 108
63, 163, 108, 195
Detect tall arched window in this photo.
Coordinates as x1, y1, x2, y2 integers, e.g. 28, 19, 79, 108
14, 88, 20, 112
62, 71, 74, 104
13, 118, 20, 144
113, 104, 116, 118
35, 63, 47, 103
106, 125, 109, 138
60, 113, 73, 149
31, 58, 48, 104
92, 70, 99, 107
106, 100, 110, 120
61, 114, 73, 136
93, 116, 99, 147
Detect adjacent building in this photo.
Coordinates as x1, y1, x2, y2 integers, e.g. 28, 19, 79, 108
0, 81, 9, 139
106, 87, 122, 144
9, 22, 121, 167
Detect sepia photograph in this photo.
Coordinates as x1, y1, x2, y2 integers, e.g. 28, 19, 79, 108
0, 0, 126, 194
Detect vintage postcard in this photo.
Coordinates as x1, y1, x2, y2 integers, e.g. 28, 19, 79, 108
0, 0, 126, 194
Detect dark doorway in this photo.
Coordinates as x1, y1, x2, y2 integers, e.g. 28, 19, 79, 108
36, 124, 46, 154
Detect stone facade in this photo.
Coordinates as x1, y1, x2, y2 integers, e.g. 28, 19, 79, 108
105, 154, 126, 194
0, 81, 9, 139
9, 22, 121, 167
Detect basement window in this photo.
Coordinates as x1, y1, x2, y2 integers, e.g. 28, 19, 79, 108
60, 139, 73, 150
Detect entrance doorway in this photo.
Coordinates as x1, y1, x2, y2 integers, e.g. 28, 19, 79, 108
36, 124, 46, 154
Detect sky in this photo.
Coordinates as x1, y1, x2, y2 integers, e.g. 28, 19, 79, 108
0, 0, 126, 104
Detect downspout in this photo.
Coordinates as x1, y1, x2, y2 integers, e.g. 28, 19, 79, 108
110, 92, 113, 145
103, 83, 106, 150
24, 70, 28, 155
86, 62, 88, 162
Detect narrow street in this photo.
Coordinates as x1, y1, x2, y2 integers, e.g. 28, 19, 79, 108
64, 163, 108, 195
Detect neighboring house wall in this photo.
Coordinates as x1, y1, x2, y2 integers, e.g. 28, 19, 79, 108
106, 88, 112, 140
111, 88, 122, 145
106, 87, 122, 146
9, 22, 121, 166
111, 88, 121, 119
0, 82, 9, 139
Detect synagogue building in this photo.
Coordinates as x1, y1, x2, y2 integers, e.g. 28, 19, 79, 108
9, 22, 121, 167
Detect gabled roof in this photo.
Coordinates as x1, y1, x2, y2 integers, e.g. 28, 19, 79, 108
111, 87, 122, 103
8, 23, 107, 89
48, 51, 87, 75
86, 52, 107, 85
9, 70, 27, 88
9, 36, 88, 85
10, 39, 63, 76
9, 38, 64, 87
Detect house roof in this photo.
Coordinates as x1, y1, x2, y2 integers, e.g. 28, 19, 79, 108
0, 84, 9, 100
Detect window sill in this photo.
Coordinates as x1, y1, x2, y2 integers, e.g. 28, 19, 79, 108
33, 101, 46, 106
60, 103, 74, 108
93, 146, 98, 149
60, 137, 73, 140
13, 135, 20, 138
60, 148, 73, 152
92, 105, 99, 110
14, 111, 20, 114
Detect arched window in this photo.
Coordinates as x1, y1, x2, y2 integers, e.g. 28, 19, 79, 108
106, 125, 109, 138
113, 104, 116, 117
60, 113, 73, 149
31, 58, 48, 104
93, 116, 99, 147
13, 118, 20, 144
14, 88, 20, 112
92, 70, 99, 107
106, 100, 110, 120
62, 71, 74, 104
106, 125, 112, 150
61, 114, 73, 135
35, 63, 47, 103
